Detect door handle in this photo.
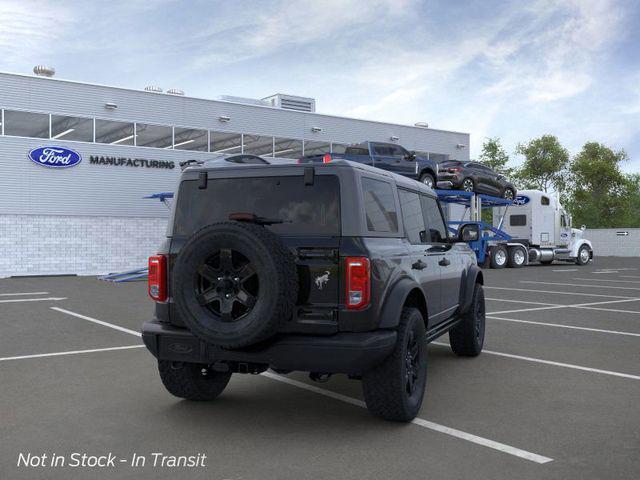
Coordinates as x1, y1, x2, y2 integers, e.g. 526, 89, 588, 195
412, 260, 427, 270
439, 257, 451, 267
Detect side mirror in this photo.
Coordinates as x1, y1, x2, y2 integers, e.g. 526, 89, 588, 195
404, 151, 416, 161
458, 223, 480, 242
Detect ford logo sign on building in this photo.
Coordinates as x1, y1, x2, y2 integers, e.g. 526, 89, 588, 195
28, 146, 82, 168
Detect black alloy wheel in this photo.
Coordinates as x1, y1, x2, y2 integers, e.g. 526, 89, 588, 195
196, 248, 259, 322
405, 330, 421, 396
462, 178, 474, 192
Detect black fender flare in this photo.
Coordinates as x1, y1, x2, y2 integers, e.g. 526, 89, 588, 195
419, 167, 437, 181
458, 264, 483, 314
378, 277, 427, 329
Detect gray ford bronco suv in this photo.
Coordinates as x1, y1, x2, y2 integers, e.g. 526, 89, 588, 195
142, 160, 485, 422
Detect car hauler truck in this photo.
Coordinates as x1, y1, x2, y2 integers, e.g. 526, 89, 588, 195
438, 189, 593, 268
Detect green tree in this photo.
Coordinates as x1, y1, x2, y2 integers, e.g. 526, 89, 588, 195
566, 142, 633, 228
515, 135, 569, 192
478, 137, 514, 177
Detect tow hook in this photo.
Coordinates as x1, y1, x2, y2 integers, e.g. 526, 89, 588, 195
309, 372, 332, 383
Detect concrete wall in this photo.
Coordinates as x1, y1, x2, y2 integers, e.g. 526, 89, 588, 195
0, 215, 167, 277
583, 228, 640, 257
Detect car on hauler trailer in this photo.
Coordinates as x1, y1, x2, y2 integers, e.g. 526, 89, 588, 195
142, 159, 485, 422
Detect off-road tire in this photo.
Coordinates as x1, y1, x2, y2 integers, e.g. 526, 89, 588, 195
158, 361, 231, 401
362, 307, 427, 422
419, 172, 435, 189
449, 283, 485, 356
576, 245, 591, 266
172, 222, 298, 349
489, 245, 508, 269
507, 246, 526, 268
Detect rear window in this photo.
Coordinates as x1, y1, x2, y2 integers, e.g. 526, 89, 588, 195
173, 175, 340, 236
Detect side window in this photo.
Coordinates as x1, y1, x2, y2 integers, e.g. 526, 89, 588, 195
510, 214, 527, 226
420, 195, 448, 243
398, 189, 426, 244
541, 196, 550, 206
388, 145, 406, 158
361, 178, 398, 233
372, 144, 391, 156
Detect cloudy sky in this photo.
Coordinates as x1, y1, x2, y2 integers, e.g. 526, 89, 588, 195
1, 0, 638, 171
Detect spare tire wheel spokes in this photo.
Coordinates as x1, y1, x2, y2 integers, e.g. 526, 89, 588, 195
219, 297, 234, 322
198, 264, 220, 283
235, 263, 256, 284
236, 289, 257, 309
196, 289, 220, 306
218, 248, 234, 273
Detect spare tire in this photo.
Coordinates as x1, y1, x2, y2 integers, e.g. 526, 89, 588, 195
172, 222, 298, 349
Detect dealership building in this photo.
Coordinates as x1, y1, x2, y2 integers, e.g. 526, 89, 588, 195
0, 69, 470, 278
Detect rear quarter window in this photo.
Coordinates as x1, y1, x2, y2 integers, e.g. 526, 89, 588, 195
173, 175, 340, 236
361, 177, 398, 233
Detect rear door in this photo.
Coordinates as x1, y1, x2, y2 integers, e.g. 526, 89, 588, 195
421, 195, 462, 320
397, 188, 441, 324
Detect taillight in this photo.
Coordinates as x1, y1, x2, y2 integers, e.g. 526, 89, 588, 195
345, 257, 370, 310
448, 167, 461, 173
322, 153, 332, 163
148, 255, 167, 302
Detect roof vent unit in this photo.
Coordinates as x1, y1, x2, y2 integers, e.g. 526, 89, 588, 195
33, 65, 55, 77
144, 85, 163, 93
262, 94, 316, 112
219, 95, 270, 107
167, 88, 185, 96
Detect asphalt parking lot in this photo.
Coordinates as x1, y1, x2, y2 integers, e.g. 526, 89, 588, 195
1, 257, 639, 480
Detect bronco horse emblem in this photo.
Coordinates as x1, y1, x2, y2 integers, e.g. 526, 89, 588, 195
315, 271, 330, 290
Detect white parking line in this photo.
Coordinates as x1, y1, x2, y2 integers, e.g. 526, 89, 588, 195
51, 307, 142, 337
488, 297, 640, 316
552, 269, 578, 272
488, 315, 640, 337
432, 342, 640, 381
485, 286, 638, 299
261, 372, 553, 464
486, 298, 559, 307
0, 297, 67, 304
521, 281, 640, 291
573, 278, 640, 284
0, 345, 145, 362
621, 275, 640, 279
0, 291, 49, 296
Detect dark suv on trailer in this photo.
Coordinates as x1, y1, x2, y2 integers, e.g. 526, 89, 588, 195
438, 160, 517, 199
142, 160, 485, 421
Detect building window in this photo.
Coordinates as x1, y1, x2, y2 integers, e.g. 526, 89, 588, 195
3, 110, 49, 138
51, 115, 93, 142
95, 119, 135, 145
331, 143, 348, 154
361, 177, 398, 233
273, 137, 303, 158
303, 140, 331, 156
243, 135, 274, 156
210, 131, 242, 154
173, 127, 208, 151
428, 153, 450, 163
135, 123, 172, 149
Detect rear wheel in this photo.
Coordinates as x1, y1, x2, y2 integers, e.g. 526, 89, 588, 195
158, 361, 232, 401
449, 283, 485, 356
507, 246, 526, 268
461, 178, 475, 192
489, 245, 508, 269
362, 307, 427, 422
419, 172, 435, 189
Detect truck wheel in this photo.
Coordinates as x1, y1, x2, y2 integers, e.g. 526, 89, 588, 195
158, 361, 231, 401
362, 307, 427, 422
449, 283, 485, 356
489, 245, 507, 269
576, 245, 591, 265
172, 222, 298, 349
507, 246, 526, 268
419, 173, 435, 189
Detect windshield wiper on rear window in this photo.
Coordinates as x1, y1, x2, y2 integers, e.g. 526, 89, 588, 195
228, 212, 291, 226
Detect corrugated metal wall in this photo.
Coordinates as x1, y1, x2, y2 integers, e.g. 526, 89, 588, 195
584, 229, 640, 257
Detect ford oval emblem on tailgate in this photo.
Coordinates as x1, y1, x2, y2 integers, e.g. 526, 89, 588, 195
28, 146, 82, 168
168, 342, 194, 354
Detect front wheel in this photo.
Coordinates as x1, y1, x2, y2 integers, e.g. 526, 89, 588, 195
502, 187, 515, 201
461, 178, 475, 192
576, 245, 591, 265
362, 307, 427, 422
419, 172, 435, 189
158, 361, 232, 401
449, 283, 485, 356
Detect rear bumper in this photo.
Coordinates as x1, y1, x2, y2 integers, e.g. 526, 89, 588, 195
141, 321, 397, 375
